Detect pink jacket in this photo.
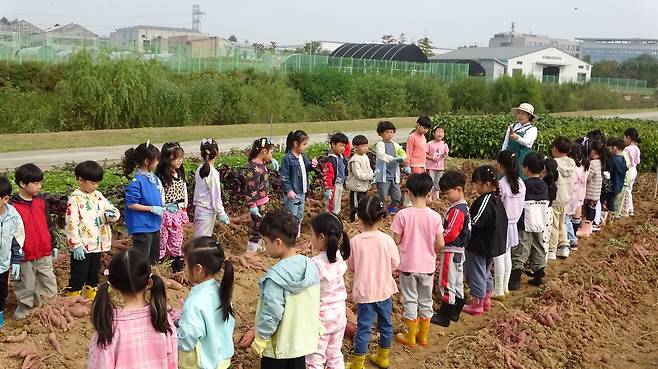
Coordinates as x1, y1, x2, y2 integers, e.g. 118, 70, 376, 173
426, 140, 449, 171
347, 231, 400, 304
406, 132, 427, 168
312, 251, 347, 311
88, 306, 178, 369
568, 166, 588, 215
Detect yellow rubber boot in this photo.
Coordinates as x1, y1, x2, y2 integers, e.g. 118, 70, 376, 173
83, 285, 98, 301
65, 290, 82, 297
369, 347, 390, 369
416, 318, 431, 346
395, 318, 418, 348
345, 353, 366, 369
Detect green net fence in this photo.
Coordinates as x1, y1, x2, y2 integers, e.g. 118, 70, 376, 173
590, 77, 654, 94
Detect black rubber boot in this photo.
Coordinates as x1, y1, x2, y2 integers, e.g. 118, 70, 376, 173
171, 257, 183, 273
451, 297, 466, 322
572, 218, 581, 234
528, 268, 545, 286
430, 303, 453, 327
509, 269, 523, 291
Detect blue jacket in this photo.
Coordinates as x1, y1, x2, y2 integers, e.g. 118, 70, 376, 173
124, 172, 164, 234
610, 154, 628, 194
178, 278, 235, 369
0, 204, 24, 274
281, 151, 313, 195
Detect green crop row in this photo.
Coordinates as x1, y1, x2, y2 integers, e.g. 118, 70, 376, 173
434, 114, 657, 172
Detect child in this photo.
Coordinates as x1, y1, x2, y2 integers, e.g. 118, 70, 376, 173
463, 166, 507, 316
406, 116, 432, 174
65, 161, 121, 300
566, 143, 587, 250
620, 128, 641, 217
431, 171, 471, 327
577, 140, 603, 238
543, 158, 558, 260
155, 143, 188, 272
281, 130, 316, 230
88, 249, 177, 369
251, 209, 323, 369
10, 163, 58, 319
0, 176, 24, 328
510, 153, 550, 289
502, 103, 538, 178
245, 138, 277, 252
550, 137, 576, 260
177, 237, 235, 369
493, 150, 525, 298
323, 133, 349, 215
194, 139, 230, 238
123, 142, 165, 266
346, 196, 400, 369
603, 138, 628, 223
391, 173, 444, 348
375, 121, 409, 215
306, 213, 351, 369
425, 125, 449, 201
345, 135, 375, 223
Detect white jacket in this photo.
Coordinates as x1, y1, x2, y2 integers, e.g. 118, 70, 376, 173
345, 154, 374, 192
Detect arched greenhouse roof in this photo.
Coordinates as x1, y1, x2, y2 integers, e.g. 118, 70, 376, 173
330, 43, 428, 63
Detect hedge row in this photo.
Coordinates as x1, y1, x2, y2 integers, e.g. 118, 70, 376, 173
434, 114, 657, 172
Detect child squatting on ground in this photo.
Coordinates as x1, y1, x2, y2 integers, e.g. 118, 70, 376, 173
65, 161, 121, 300
391, 173, 444, 348
347, 195, 400, 369
250, 209, 323, 369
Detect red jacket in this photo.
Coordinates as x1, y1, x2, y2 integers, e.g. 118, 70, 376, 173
10, 194, 56, 261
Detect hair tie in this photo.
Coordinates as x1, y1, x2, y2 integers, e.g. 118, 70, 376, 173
146, 139, 150, 147
202, 138, 213, 145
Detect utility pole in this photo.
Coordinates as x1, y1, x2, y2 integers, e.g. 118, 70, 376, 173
192, 4, 205, 31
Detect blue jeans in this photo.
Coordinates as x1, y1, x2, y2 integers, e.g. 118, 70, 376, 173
464, 249, 493, 299
283, 193, 306, 225
377, 180, 401, 208
565, 214, 576, 243
354, 298, 393, 354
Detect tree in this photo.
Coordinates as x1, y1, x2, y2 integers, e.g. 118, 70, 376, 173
417, 37, 434, 57
303, 41, 321, 54
381, 34, 397, 44
267, 41, 278, 52
252, 43, 265, 53
228, 35, 237, 43
398, 33, 407, 44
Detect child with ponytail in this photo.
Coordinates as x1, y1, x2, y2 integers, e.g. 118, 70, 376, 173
123, 142, 165, 266
462, 166, 507, 316
620, 128, 641, 217
492, 151, 525, 299
280, 130, 317, 231
245, 138, 278, 252
155, 143, 188, 272
177, 237, 235, 369
88, 249, 177, 369
193, 139, 229, 238
306, 213, 351, 369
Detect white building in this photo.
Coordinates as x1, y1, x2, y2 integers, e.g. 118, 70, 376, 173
109, 25, 208, 52
430, 47, 592, 83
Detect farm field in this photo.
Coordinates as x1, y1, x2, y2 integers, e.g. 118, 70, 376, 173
0, 154, 656, 369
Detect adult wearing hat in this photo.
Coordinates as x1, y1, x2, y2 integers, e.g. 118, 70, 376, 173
502, 103, 538, 178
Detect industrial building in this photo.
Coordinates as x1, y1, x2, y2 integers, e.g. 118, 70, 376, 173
576, 38, 658, 63
490, 30, 581, 57
109, 25, 208, 52
167, 35, 233, 58
431, 46, 591, 83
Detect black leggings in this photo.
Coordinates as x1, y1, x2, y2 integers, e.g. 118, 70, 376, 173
68, 252, 101, 291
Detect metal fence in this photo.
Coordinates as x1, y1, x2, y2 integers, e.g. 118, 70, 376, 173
590, 77, 655, 94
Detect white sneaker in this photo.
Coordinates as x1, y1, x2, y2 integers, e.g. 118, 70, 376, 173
556, 245, 570, 259
592, 223, 601, 232
547, 251, 557, 260
246, 240, 263, 253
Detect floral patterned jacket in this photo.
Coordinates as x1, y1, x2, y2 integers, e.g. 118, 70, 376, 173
65, 189, 120, 253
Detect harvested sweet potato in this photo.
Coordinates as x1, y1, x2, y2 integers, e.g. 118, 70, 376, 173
22, 353, 41, 369
6, 330, 28, 343
236, 329, 255, 349
164, 278, 183, 290
48, 332, 62, 353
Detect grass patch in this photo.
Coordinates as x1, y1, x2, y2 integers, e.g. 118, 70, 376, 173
1, 117, 418, 153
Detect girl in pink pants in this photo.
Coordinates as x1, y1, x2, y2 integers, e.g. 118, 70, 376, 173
306, 213, 351, 369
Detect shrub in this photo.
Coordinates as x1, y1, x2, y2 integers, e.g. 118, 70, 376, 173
350, 74, 409, 118
448, 77, 490, 112
489, 74, 544, 113
404, 77, 452, 116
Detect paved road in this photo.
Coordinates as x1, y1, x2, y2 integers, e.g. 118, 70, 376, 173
0, 130, 382, 171
599, 111, 658, 120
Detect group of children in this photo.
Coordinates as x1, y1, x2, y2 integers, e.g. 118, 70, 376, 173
0, 109, 642, 369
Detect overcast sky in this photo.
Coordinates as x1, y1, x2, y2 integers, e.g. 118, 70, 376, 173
4, 0, 658, 48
